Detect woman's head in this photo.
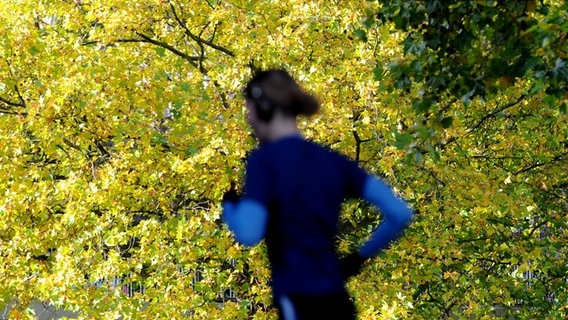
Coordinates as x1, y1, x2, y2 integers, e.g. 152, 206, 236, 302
243, 69, 320, 123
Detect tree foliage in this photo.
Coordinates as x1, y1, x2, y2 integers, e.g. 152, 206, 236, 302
0, 0, 566, 319
360, 0, 568, 318
375, 0, 567, 111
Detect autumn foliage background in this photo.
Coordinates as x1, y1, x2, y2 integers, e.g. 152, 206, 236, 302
1, 0, 567, 319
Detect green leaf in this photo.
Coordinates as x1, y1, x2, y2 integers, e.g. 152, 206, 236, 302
364, 16, 375, 29
373, 64, 383, 81
440, 116, 453, 128
180, 82, 191, 92
412, 98, 434, 114
154, 47, 166, 57
29, 46, 41, 56
151, 132, 168, 146
354, 29, 368, 42
393, 131, 413, 150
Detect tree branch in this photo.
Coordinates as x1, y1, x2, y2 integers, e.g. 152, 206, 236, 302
441, 94, 527, 150
466, 94, 526, 133
457, 237, 491, 244
0, 95, 24, 108
117, 34, 200, 69
169, 2, 235, 57
515, 151, 568, 175
352, 130, 367, 163
2, 58, 27, 111
0, 108, 27, 115
85, 5, 234, 109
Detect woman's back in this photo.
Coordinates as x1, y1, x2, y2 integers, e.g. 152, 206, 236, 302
244, 136, 367, 295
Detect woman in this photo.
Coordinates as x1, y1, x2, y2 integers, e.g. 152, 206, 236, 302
222, 69, 413, 319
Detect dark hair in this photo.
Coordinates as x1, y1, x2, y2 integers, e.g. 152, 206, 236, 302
243, 69, 320, 120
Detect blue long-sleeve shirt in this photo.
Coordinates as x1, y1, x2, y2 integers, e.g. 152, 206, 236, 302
223, 136, 413, 296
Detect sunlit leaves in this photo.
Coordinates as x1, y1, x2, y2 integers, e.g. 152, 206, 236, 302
1, 0, 567, 318
0, 0, 380, 317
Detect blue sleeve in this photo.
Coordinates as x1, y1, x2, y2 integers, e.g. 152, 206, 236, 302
343, 155, 368, 198
222, 199, 268, 246
222, 150, 271, 246
243, 151, 272, 206
358, 176, 413, 258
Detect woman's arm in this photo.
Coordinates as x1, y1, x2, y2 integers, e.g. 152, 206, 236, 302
358, 175, 414, 258
222, 199, 268, 246
340, 175, 413, 279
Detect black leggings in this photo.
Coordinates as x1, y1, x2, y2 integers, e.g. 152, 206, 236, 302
275, 290, 357, 320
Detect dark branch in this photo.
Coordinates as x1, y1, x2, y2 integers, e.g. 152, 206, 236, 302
457, 237, 491, 244
441, 94, 527, 149
83, 37, 201, 68
167, 4, 232, 109
169, 2, 234, 57
0, 108, 27, 115
3, 58, 27, 109
120, 34, 200, 68
0, 95, 24, 108
84, 7, 233, 109
515, 151, 568, 175
467, 94, 526, 133
419, 165, 446, 187
352, 130, 371, 163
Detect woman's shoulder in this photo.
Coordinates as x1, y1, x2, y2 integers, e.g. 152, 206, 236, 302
253, 136, 354, 164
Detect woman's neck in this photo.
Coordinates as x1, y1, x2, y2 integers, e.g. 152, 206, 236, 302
267, 116, 301, 142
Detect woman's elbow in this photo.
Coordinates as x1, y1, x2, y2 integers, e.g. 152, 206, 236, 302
234, 223, 265, 246
235, 233, 263, 246
394, 208, 414, 227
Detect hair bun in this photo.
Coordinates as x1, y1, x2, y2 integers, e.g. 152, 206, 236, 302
297, 92, 319, 116
244, 69, 320, 117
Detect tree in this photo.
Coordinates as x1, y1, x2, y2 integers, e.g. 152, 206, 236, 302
375, 0, 567, 111
0, 0, 389, 318
352, 0, 568, 318
0, 0, 566, 319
